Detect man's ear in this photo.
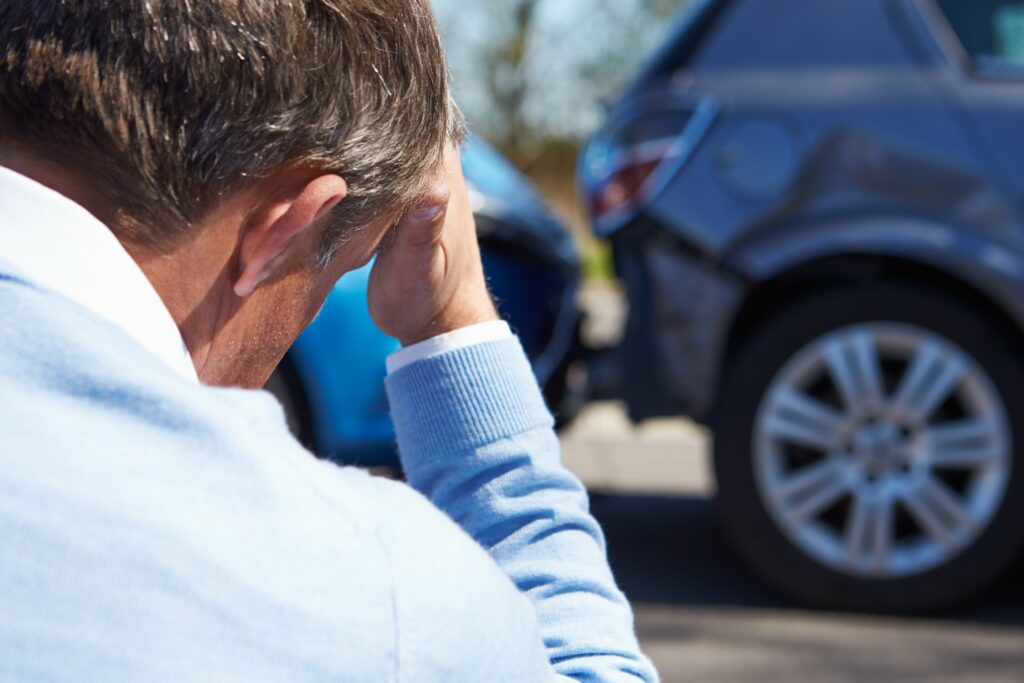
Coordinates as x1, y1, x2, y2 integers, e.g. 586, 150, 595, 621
233, 174, 348, 298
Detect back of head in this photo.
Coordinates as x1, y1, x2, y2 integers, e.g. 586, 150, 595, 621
0, 0, 460, 255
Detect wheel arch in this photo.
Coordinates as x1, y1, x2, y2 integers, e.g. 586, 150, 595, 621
714, 230, 1024, 421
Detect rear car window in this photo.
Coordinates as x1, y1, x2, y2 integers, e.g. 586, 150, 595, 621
937, 0, 1024, 70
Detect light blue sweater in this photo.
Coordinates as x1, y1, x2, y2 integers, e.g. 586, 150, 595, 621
0, 266, 657, 682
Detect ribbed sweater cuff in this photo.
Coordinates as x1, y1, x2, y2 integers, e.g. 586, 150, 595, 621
385, 338, 553, 463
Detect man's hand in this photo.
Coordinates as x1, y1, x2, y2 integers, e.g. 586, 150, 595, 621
368, 144, 499, 347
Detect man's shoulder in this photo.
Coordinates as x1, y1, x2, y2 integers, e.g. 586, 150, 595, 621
0, 265, 180, 394
0, 271, 390, 676
0, 266, 379, 532
0, 259, 496, 564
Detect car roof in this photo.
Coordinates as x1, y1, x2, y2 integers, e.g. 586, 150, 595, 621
626, 0, 944, 102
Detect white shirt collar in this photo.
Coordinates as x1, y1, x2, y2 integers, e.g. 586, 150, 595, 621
0, 166, 200, 383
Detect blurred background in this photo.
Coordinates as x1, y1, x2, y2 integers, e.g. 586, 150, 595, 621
267, 1, 1024, 680
433, 0, 685, 274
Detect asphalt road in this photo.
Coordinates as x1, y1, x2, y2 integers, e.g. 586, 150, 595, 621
560, 403, 1024, 683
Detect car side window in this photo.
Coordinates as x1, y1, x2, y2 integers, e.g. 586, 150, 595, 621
937, 0, 1024, 73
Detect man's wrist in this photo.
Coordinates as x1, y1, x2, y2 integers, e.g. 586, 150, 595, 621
396, 291, 499, 348
386, 319, 513, 374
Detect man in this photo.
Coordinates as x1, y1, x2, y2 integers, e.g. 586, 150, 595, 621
0, 1, 658, 681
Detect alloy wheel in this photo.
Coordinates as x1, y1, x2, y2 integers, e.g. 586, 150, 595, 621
752, 323, 1012, 579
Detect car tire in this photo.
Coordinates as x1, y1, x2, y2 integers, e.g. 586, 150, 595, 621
714, 282, 1024, 612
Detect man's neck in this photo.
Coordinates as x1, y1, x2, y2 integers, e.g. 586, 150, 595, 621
0, 150, 243, 382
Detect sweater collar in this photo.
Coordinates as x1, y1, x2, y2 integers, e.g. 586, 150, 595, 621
0, 166, 199, 384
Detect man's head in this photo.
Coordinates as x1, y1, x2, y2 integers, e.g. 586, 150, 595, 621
0, 0, 462, 386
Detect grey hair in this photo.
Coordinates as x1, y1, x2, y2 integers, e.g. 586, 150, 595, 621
0, 0, 462, 252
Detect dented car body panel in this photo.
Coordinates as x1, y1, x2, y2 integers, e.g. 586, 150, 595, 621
584, 0, 1024, 422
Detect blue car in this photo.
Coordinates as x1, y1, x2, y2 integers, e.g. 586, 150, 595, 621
267, 138, 582, 467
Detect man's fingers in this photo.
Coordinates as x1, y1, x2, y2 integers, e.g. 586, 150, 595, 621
366, 143, 498, 345
392, 193, 450, 251
388, 143, 470, 253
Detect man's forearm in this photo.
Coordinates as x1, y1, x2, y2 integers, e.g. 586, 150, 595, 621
386, 337, 658, 682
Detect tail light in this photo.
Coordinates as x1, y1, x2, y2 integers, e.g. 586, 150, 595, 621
580, 96, 718, 237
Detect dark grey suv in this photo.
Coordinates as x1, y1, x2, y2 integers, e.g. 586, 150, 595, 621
580, 0, 1024, 611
